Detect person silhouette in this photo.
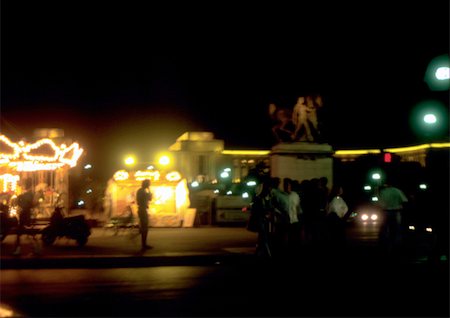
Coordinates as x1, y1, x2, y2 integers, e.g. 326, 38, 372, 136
13, 178, 36, 256
136, 179, 153, 250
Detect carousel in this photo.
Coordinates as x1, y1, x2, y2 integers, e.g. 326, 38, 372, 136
0, 133, 84, 218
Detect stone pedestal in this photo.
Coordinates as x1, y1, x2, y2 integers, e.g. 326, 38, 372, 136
270, 142, 334, 185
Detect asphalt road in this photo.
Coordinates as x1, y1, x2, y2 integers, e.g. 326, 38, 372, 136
1, 258, 448, 317
1, 223, 448, 317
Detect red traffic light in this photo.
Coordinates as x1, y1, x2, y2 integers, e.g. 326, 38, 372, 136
383, 153, 392, 163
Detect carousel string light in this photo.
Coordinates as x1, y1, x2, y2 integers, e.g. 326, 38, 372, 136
0, 134, 83, 171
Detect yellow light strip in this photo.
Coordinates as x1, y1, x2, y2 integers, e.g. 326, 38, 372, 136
9, 161, 66, 172
334, 149, 381, 155
384, 144, 429, 153
222, 150, 271, 155
430, 142, 450, 148
0, 173, 20, 192
0, 134, 83, 169
333, 143, 450, 156
23, 138, 60, 162
0, 135, 22, 160
384, 143, 450, 153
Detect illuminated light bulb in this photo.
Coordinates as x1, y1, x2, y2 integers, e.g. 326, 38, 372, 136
423, 114, 437, 124
435, 66, 450, 80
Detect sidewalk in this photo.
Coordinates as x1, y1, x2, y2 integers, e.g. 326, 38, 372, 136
1, 226, 259, 269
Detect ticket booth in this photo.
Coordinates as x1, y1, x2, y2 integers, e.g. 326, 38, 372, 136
104, 169, 192, 227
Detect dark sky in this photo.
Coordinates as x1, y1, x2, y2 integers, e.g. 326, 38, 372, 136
1, 2, 449, 179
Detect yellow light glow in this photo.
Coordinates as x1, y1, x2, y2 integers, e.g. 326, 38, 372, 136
0, 174, 20, 192
222, 150, 271, 155
0, 134, 83, 170
125, 156, 136, 166
334, 149, 381, 155
23, 138, 60, 162
166, 171, 181, 182
0, 135, 22, 160
135, 170, 160, 182
384, 143, 450, 153
113, 170, 129, 181
175, 179, 190, 210
9, 161, 66, 172
430, 142, 450, 148
159, 155, 170, 166
334, 143, 450, 156
153, 186, 174, 205
384, 144, 430, 153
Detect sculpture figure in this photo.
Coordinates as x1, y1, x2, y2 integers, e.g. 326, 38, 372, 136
292, 95, 323, 142
270, 103, 295, 143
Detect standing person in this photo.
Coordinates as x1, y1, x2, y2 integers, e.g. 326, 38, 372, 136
270, 177, 290, 256
283, 178, 302, 254
377, 180, 408, 254
13, 178, 35, 256
136, 179, 153, 250
299, 179, 314, 244
250, 177, 274, 257
325, 185, 348, 249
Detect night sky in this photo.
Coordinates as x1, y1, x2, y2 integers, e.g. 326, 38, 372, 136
1, 2, 449, 180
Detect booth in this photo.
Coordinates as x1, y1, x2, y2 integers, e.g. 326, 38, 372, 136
104, 169, 193, 227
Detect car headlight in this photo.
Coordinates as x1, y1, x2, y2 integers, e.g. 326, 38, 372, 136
370, 214, 378, 221
361, 214, 369, 221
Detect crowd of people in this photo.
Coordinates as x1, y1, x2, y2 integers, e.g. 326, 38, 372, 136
249, 176, 349, 258
248, 173, 444, 260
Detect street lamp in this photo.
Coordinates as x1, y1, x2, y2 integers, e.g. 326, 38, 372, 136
424, 54, 450, 91
423, 113, 437, 124
158, 155, 170, 166
124, 155, 136, 166
410, 99, 448, 142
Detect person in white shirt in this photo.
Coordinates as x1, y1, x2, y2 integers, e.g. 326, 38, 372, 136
326, 184, 348, 248
377, 181, 408, 253
283, 178, 302, 253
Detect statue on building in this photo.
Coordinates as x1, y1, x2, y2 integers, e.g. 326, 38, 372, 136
292, 94, 323, 142
269, 94, 325, 144
269, 103, 295, 143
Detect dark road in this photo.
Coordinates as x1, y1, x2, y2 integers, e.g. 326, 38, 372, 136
2, 254, 448, 317
1, 224, 448, 317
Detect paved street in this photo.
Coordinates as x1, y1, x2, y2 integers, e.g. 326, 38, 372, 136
1, 222, 446, 267
1, 224, 448, 317
1, 226, 259, 268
